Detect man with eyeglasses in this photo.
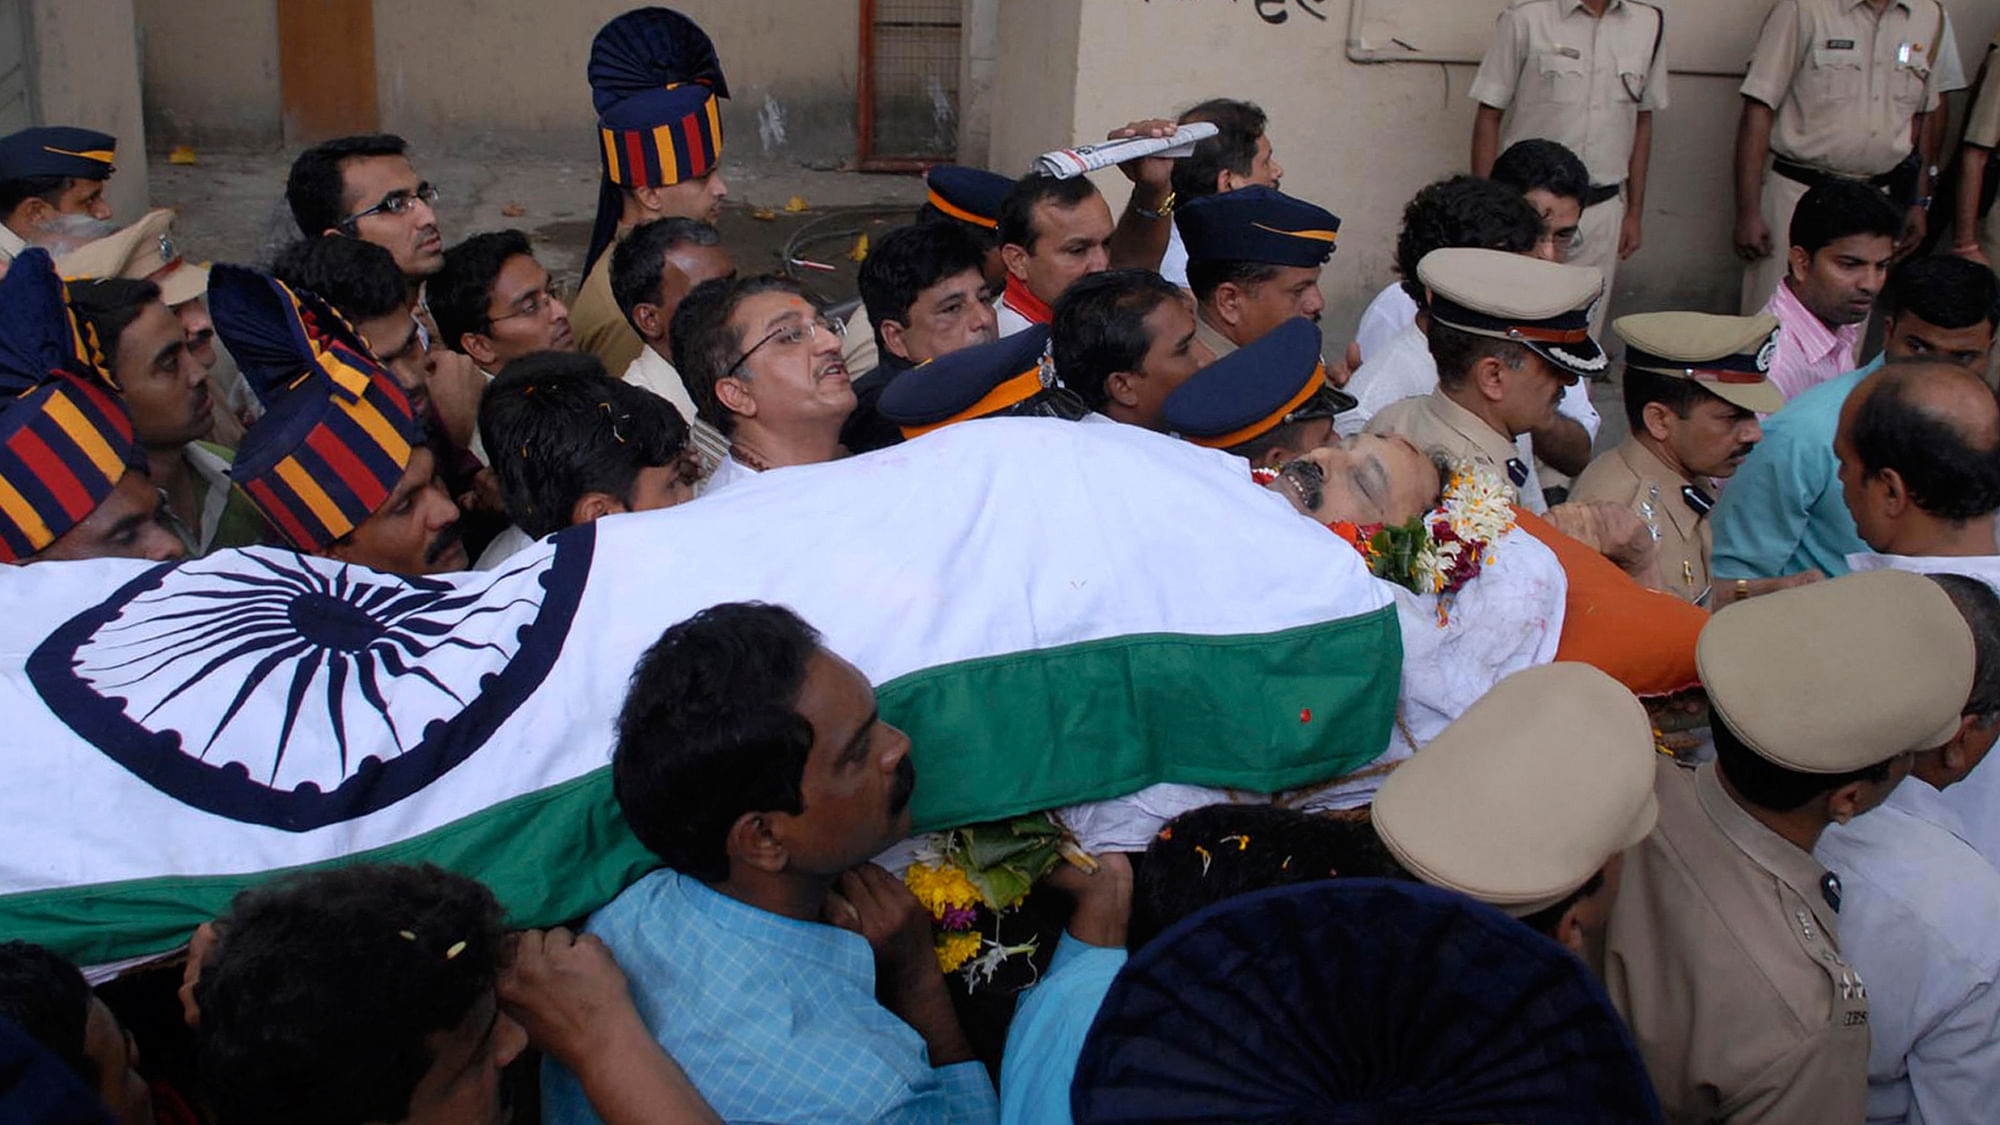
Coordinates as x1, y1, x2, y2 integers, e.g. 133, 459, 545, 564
670, 275, 853, 495
286, 135, 445, 294
428, 229, 576, 464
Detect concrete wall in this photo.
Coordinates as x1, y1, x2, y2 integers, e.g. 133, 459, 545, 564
31, 0, 149, 220
138, 1, 863, 164
985, 0, 2000, 335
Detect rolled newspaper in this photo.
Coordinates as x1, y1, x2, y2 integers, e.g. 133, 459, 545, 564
1031, 122, 1220, 180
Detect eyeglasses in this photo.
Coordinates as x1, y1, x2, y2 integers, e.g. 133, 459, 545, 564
723, 314, 845, 380
487, 276, 573, 325
342, 182, 441, 229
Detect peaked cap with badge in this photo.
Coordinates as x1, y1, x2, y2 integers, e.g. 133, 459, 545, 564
210, 265, 423, 552
0, 127, 116, 184
922, 165, 1012, 232
880, 324, 1074, 438
57, 208, 210, 308
0, 250, 138, 562
1159, 316, 1355, 451
1616, 311, 1783, 415
1175, 185, 1340, 269
1418, 247, 1607, 380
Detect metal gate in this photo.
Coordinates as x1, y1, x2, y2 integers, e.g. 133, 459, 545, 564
857, 0, 960, 169
0, 0, 34, 136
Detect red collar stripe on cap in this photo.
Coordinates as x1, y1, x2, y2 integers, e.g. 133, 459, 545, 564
1507, 325, 1592, 344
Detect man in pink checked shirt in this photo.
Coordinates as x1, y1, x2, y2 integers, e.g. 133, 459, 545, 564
1762, 180, 1899, 403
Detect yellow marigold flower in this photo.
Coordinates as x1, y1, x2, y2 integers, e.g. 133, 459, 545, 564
904, 862, 982, 918
935, 930, 984, 973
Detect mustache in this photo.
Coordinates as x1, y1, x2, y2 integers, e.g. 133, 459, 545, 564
888, 755, 916, 816
1278, 458, 1326, 511
423, 521, 463, 564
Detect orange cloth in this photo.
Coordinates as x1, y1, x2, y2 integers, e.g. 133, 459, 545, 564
1515, 508, 1704, 697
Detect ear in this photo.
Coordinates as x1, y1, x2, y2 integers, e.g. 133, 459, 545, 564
568, 491, 626, 527
1824, 780, 1872, 825
632, 185, 668, 215
1106, 370, 1143, 409
459, 332, 500, 370
1253, 445, 1291, 471
1212, 282, 1243, 327
714, 375, 757, 419
1640, 400, 1678, 443
1214, 167, 1240, 194
631, 303, 665, 342
1000, 243, 1032, 283
1472, 355, 1511, 403
1787, 245, 1812, 284
879, 318, 913, 363
724, 811, 788, 875
1550, 902, 1590, 958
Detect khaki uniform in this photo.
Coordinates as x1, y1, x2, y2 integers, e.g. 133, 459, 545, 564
571, 231, 646, 380
1469, 0, 1669, 331
1568, 438, 1711, 602
1364, 389, 1548, 514
1193, 310, 1238, 362
1964, 37, 2000, 267
842, 304, 881, 380
1739, 0, 1965, 311
1607, 759, 1871, 1124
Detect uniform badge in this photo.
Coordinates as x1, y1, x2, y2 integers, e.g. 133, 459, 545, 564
1825, 38, 1856, 50
1755, 331, 1778, 373
156, 233, 175, 262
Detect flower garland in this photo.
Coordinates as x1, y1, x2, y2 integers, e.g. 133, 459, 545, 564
903, 812, 1096, 986
1325, 465, 1515, 624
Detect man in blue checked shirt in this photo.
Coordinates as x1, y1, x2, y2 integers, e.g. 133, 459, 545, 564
543, 603, 996, 1125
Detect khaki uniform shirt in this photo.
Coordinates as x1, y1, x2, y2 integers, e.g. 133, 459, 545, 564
1607, 759, 1871, 1125
1469, 0, 1671, 187
1568, 438, 1711, 602
1363, 389, 1548, 514
571, 234, 646, 381
1194, 310, 1238, 363
1964, 37, 2000, 150
1741, 0, 1965, 176
0, 222, 22, 265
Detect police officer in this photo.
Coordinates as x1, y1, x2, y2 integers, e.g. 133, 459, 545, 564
876, 324, 1086, 439
1469, 0, 1668, 331
1363, 247, 1606, 515
1569, 312, 1783, 604
1158, 316, 1354, 470
1734, 0, 1966, 313
1174, 185, 1339, 362
0, 126, 116, 265
1606, 569, 1976, 1123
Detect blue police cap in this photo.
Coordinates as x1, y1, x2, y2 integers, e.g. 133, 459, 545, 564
879, 324, 1052, 438
0, 127, 115, 183
1160, 317, 1355, 450
923, 165, 1012, 231
1175, 185, 1339, 270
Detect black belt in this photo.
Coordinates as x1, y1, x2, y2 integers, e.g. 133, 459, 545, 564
1585, 182, 1622, 208
1770, 157, 1901, 198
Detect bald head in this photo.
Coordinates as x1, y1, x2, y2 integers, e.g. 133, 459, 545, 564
1836, 360, 2000, 549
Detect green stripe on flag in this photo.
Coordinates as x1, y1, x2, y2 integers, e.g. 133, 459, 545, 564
893, 608, 1403, 832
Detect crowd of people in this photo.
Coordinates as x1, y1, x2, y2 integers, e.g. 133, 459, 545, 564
2, 1, 2000, 1122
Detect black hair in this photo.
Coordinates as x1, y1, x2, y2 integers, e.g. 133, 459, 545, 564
1051, 268, 1184, 411
1789, 179, 1900, 257
1621, 366, 1735, 433
480, 351, 690, 538
1128, 803, 1406, 951
1170, 98, 1268, 203
1427, 319, 1529, 390
428, 229, 534, 353
1226, 387, 1347, 465
1489, 138, 1590, 205
1515, 870, 1609, 939
67, 277, 163, 365
1712, 716, 1894, 813
1852, 360, 2000, 521
0, 942, 93, 1086
998, 174, 1101, 254
1882, 254, 2000, 331
668, 274, 823, 438
0, 174, 75, 217
194, 863, 508, 1125
613, 602, 821, 882
611, 217, 723, 327
1929, 573, 2000, 720
857, 222, 990, 355
1393, 176, 1542, 306
1185, 259, 1284, 305
286, 134, 411, 237
271, 236, 408, 322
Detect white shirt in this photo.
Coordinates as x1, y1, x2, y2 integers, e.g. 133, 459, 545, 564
621, 347, 729, 471
1159, 223, 1189, 289
1339, 322, 1600, 446
475, 524, 536, 571
1816, 778, 2000, 1125
1353, 282, 1418, 364
0, 222, 24, 264
995, 294, 1038, 340
699, 454, 758, 496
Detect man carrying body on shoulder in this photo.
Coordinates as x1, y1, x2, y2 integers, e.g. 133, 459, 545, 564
1157, 317, 1353, 469
1761, 180, 1900, 402
1569, 313, 1782, 604
612, 217, 735, 471
671, 275, 853, 494
1050, 269, 1212, 430
541, 602, 998, 1125
475, 352, 702, 570
1175, 185, 1336, 363
0, 251, 183, 566
1712, 254, 1997, 585
1734, 0, 1964, 312
427, 229, 576, 465
0, 127, 115, 266
575, 7, 730, 380
1607, 569, 1975, 1123
68, 278, 264, 556
210, 266, 467, 576
994, 174, 1114, 338
1471, 0, 1668, 330
1364, 248, 1606, 515
876, 325, 1089, 442
846, 221, 1000, 453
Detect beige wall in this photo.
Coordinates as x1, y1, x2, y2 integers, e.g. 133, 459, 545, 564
31, 0, 149, 220
135, 0, 276, 151
987, 0, 2000, 336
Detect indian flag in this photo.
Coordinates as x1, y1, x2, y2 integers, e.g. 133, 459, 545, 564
0, 420, 1399, 967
